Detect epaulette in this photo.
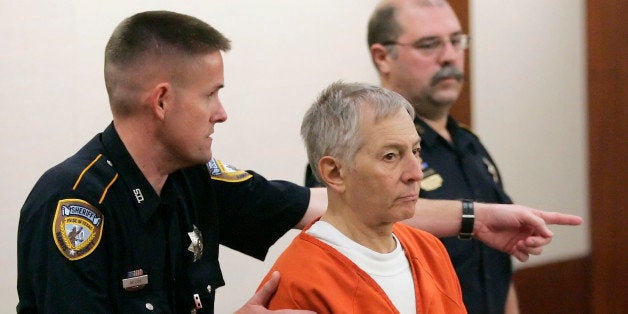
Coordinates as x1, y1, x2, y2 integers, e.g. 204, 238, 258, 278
53, 153, 117, 261
206, 157, 253, 183
458, 123, 480, 139
70, 153, 119, 205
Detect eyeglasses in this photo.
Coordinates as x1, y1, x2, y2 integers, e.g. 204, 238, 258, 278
382, 34, 470, 57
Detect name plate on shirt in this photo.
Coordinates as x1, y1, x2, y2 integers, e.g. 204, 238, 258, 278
122, 274, 148, 291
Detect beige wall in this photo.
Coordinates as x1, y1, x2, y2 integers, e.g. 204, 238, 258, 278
0, 1, 587, 312
471, 0, 589, 269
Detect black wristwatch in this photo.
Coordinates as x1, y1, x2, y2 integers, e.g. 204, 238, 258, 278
458, 199, 474, 240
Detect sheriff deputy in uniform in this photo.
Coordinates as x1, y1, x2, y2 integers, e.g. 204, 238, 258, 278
16, 11, 313, 313
17, 9, 581, 314
368, 0, 517, 313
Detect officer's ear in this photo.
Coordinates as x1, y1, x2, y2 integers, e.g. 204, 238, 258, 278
150, 82, 172, 121
370, 43, 393, 75
318, 156, 345, 193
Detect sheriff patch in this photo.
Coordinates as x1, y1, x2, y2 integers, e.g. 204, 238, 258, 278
52, 199, 104, 261
207, 158, 252, 182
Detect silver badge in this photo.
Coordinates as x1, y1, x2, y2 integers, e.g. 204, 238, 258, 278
482, 157, 499, 183
187, 225, 203, 262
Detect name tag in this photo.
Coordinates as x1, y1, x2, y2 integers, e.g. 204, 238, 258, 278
122, 274, 148, 291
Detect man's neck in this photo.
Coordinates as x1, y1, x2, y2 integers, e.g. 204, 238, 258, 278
418, 111, 452, 143
321, 205, 396, 253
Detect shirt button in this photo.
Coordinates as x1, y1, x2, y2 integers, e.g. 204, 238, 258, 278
145, 303, 154, 311
207, 285, 212, 293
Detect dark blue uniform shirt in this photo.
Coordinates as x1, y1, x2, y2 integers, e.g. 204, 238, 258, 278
416, 116, 512, 314
17, 123, 309, 313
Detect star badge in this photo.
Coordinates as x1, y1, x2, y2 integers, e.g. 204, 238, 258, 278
482, 157, 499, 183
187, 224, 204, 262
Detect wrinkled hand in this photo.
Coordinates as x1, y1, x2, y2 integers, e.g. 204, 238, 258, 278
473, 203, 583, 262
234, 271, 316, 314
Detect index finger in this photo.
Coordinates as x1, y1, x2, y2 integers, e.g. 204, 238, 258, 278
535, 211, 583, 226
250, 271, 280, 306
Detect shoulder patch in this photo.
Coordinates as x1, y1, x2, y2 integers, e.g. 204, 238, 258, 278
207, 158, 253, 183
52, 199, 104, 261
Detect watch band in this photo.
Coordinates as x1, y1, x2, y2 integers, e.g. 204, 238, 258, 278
458, 199, 474, 240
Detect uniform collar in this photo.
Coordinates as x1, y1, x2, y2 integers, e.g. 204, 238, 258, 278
414, 117, 439, 148
101, 122, 161, 223
414, 116, 475, 152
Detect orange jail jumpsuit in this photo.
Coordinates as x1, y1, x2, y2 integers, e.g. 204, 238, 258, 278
258, 220, 467, 314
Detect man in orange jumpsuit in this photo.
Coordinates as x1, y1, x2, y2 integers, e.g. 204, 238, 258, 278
258, 81, 467, 313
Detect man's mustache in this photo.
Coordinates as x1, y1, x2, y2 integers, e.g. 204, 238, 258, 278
430, 65, 464, 86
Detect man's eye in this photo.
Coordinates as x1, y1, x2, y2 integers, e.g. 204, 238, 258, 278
450, 37, 462, 47
417, 41, 441, 50
384, 153, 396, 160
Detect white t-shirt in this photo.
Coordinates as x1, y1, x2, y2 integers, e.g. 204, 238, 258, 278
307, 220, 417, 314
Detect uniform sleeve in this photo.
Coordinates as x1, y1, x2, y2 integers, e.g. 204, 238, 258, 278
17, 168, 112, 313
304, 164, 324, 187
213, 170, 310, 260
